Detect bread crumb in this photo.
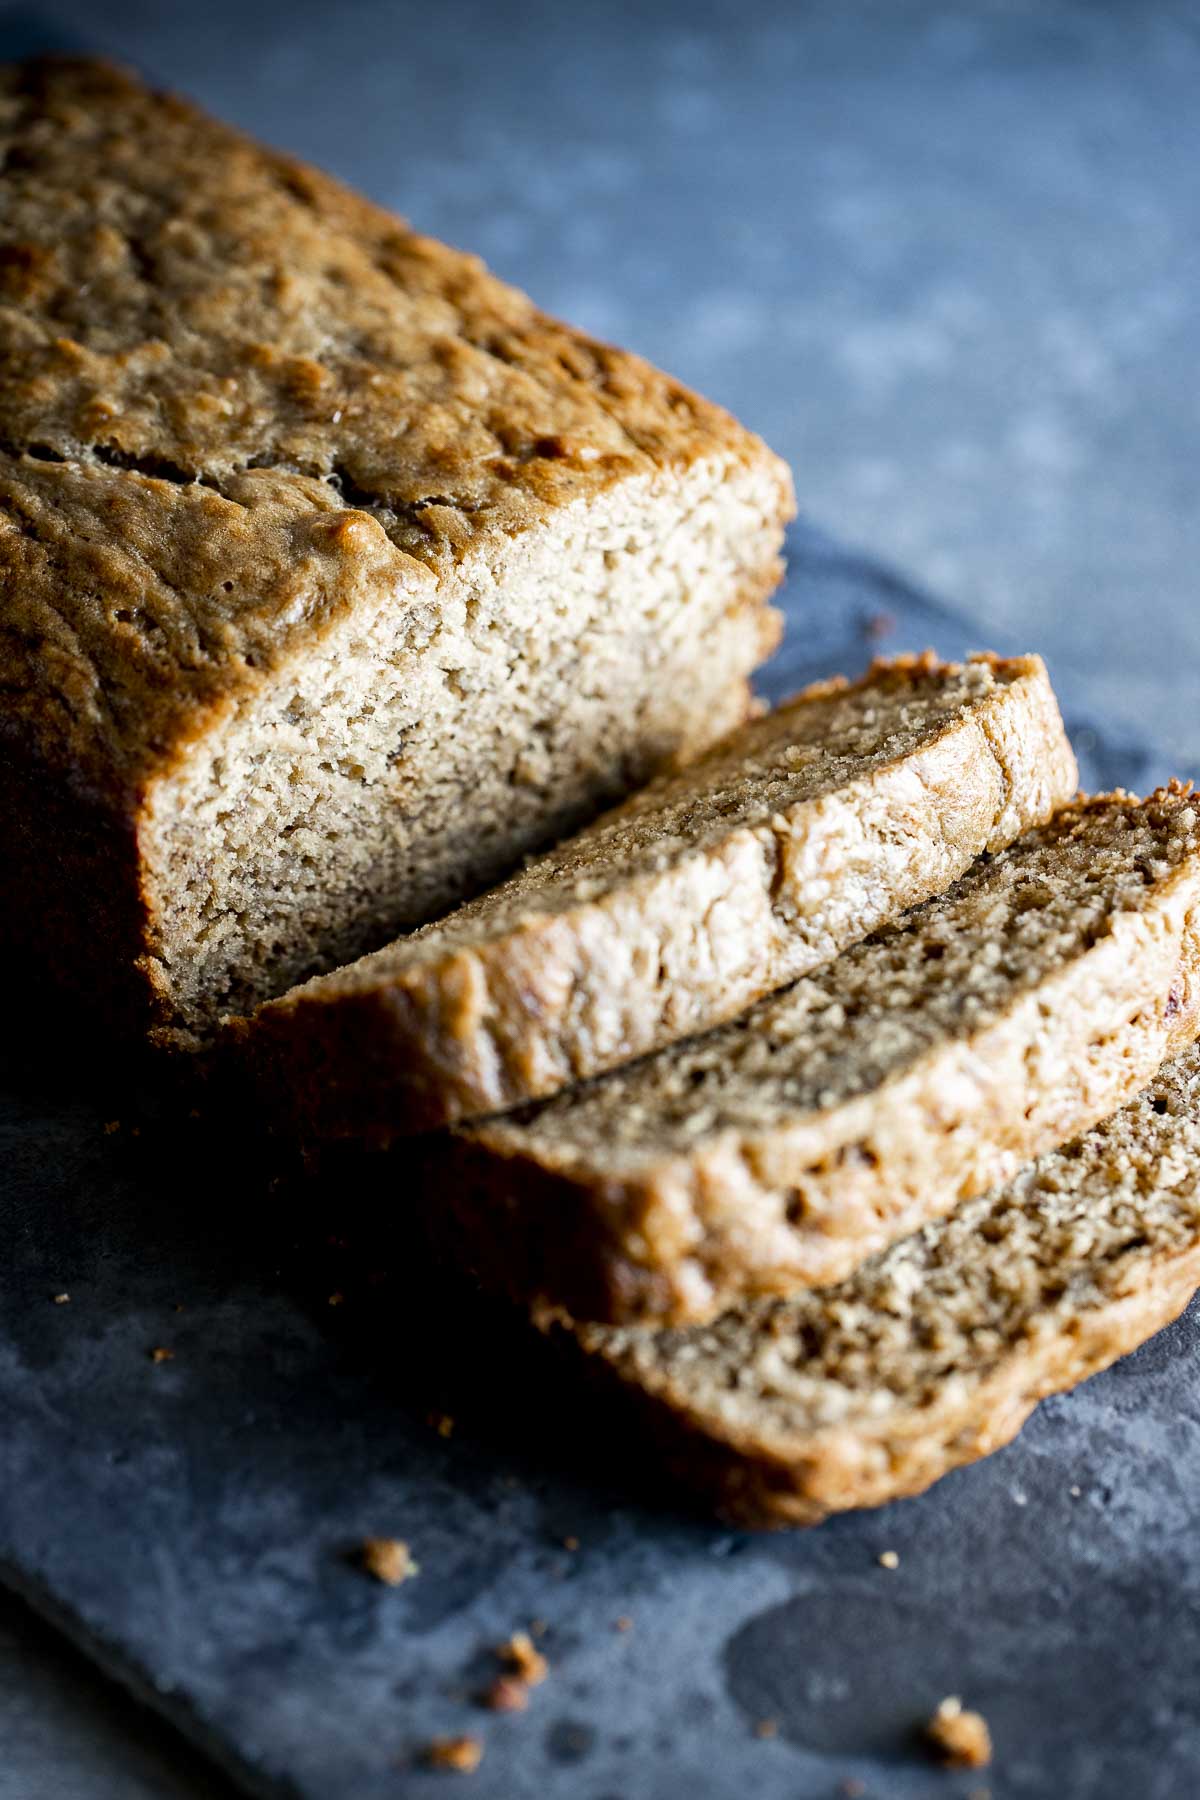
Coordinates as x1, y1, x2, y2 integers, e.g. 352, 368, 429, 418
361, 1538, 418, 1586
499, 1630, 548, 1686
926, 1696, 992, 1768
103, 1121, 120, 1135
53, 1293, 70, 1305
430, 1412, 455, 1438
425, 1735, 483, 1773
482, 1675, 529, 1712
877, 1550, 899, 1569
753, 1717, 778, 1739
562, 1535, 580, 1552
150, 1346, 174, 1364
615, 1615, 633, 1632
328, 1291, 345, 1307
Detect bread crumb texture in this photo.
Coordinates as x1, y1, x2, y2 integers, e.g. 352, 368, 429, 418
482, 1676, 529, 1713
424, 1736, 483, 1774
360, 1537, 418, 1585
926, 1697, 993, 1768
499, 1630, 548, 1687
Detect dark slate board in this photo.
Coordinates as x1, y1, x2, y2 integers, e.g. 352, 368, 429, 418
2, 525, 1198, 1800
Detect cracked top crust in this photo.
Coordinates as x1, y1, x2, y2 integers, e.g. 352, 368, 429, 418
0, 57, 788, 799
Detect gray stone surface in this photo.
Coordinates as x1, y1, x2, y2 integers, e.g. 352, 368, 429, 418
3, 1, 1200, 1793
0, 1602, 236, 1800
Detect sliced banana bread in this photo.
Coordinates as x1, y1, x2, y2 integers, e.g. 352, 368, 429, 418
440, 787, 1200, 1324
0, 58, 791, 1042
239, 654, 1075, 1137
565, 1042, 1200, 1527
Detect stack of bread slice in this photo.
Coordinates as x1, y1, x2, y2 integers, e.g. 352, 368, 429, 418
240, 651, 1200, 1526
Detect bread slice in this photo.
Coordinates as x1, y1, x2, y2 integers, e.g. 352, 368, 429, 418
0, 59, 791, 1042
439, 787, 1200, 1325
239, 654, 1076, 1137
564, 1042, 1200, 1527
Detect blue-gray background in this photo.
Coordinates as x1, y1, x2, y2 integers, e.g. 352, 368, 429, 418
4, 1, 1200, 1794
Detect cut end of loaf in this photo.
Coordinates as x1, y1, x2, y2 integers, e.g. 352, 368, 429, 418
140, 452, 789, 1036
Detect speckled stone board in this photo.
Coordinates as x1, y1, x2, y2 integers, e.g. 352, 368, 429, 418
5, 0, 1200, 1788
3, 520, 1198, 1800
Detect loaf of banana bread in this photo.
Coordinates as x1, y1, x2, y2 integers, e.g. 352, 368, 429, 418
0, 58, 791, 1042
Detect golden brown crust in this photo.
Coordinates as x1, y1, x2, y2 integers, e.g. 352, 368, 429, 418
0, 451, 424, 804
440, 788, 1200, 1325
925, 1700, 992, 1769
565, 1042, 1200, 1527
0, 56, 790, 802
236, 653, 1076, 1137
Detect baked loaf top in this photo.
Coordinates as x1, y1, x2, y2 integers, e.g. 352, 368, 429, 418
241, 653, 1076, 1135
450, 787, 1200, 1322
0, 57, 788, 800
570, 1041, 1200, 1526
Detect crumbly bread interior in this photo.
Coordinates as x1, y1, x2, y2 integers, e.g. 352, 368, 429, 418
141, 457, 781, 1028
298, 656, 1033, 992
578, 1040, 1200, 1445
492, 790, 1200, 1172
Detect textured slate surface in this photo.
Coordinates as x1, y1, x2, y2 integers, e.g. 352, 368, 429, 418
4, 1, 1200, 1790
3, 522, 1198, 1800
